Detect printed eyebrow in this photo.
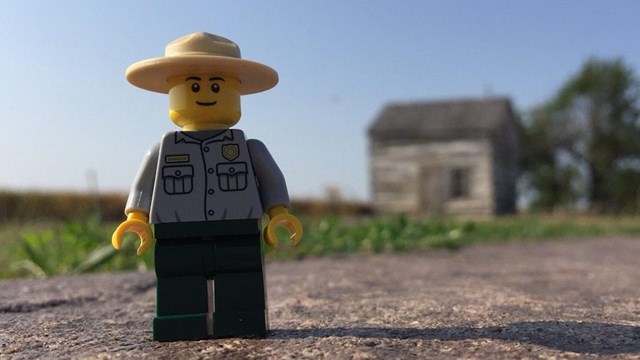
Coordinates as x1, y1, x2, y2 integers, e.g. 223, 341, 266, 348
186, 76, 202, 81
209, 77, 225, 81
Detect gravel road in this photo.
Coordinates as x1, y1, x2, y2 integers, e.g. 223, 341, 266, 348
1, 237, 640, 359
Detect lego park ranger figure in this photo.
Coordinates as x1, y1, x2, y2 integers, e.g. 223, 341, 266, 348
111, 32, 302, 342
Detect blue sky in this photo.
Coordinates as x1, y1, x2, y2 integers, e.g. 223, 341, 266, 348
1, 1, 638, 200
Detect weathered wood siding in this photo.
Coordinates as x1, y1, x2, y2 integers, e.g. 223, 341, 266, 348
370, 139, 495, 215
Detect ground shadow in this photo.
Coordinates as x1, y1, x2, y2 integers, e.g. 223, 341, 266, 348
271, 321, 640, 355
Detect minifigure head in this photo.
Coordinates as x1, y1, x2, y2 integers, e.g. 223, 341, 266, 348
125, 32, 278, 129
168, 74, 241, 130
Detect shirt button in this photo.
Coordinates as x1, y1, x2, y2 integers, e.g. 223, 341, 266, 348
203, 146, 210, 152
208, 189, 214, 195
208, 168, 214, 174
208, 210, 215, 216
175, 170, 181, 176
229, 167, 235, 173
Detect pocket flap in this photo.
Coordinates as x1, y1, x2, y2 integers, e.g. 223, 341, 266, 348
216, 162, 247, 175
163, 165, 193, 179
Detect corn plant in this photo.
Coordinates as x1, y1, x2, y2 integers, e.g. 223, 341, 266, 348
11, 212, 152, 278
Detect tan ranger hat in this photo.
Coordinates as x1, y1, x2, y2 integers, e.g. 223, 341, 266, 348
126, 32, 278, 95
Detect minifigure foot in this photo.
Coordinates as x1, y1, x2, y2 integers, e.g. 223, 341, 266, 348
212, 311, 268, 339
153, 313, 209, 342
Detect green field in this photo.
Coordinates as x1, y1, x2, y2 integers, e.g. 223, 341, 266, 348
2, 214, 640, 279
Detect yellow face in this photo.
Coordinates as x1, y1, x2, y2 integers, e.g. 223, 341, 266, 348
168, 74, 241, 130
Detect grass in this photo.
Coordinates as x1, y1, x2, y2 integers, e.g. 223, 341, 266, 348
267, 214, 640, 259
0, 214, 153, 279
1, 213, 640, 279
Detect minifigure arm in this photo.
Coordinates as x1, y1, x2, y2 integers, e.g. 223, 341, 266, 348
111, 144, 159, 256
247, 139, 302, 247
124, 143, 160, 214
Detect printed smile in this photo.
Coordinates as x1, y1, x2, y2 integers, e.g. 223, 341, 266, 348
196, 101, 217, 106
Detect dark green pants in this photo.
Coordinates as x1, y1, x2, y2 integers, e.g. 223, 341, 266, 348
152, 220, 267, 341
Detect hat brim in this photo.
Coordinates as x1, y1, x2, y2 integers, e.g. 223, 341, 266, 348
125, 55, 279, 95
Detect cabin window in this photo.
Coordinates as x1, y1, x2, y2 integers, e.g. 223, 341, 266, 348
450, 168, 471, 199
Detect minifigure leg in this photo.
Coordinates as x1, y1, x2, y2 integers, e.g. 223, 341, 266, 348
212, 272, 267, 338
212, 232, 267, 338
153, 238, 211, 342
153, 275, 209, 342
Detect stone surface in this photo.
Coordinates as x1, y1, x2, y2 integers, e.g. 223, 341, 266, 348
1, 237, 640, 359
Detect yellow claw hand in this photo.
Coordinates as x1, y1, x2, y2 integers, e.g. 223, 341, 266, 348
111, 211, 153, 256
264, 206, 303, 248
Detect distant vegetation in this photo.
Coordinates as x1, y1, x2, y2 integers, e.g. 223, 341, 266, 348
0, 190, 127, 222
273, 213, 640, 259
2, 190, 640, 279
520, 57, 640, 213
0, 191, 372, 223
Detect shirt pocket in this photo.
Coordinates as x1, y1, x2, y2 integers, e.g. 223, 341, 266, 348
162, 165, 194, 194
217, 162, 248, 191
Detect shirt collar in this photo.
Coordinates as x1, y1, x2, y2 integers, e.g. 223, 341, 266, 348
174, 129, 234, 144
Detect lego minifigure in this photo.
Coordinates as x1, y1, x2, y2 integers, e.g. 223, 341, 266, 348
111, 32, 302, 342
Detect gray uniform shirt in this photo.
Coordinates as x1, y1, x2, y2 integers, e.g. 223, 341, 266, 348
125, 129, 290, 224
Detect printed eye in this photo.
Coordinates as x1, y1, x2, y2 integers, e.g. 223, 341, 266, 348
211, 83, 220, 93
191, 83, 200, 93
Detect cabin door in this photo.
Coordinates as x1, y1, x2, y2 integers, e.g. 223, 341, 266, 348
420, 166, 445, 215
